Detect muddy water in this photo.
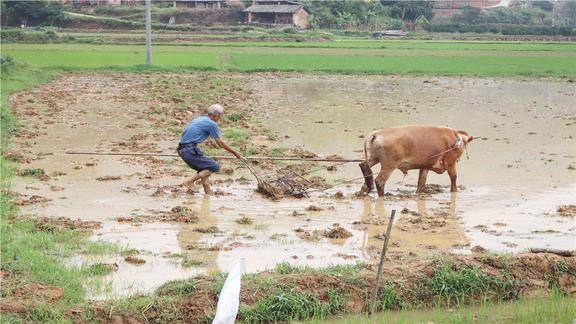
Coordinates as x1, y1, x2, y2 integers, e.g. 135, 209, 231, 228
12, 74, 575, 299
252, 75, 576, 251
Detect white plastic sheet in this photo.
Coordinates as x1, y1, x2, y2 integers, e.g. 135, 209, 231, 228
212, 258, 245, 324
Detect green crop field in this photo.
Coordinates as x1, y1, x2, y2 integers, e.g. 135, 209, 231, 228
3, 40, 575, 77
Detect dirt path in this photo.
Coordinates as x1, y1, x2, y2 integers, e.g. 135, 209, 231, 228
10, 73, 575, 298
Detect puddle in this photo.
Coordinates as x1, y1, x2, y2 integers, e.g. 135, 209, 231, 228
251, 74, 576, 252
12, 73, 575, 299
73, 222, 200, 300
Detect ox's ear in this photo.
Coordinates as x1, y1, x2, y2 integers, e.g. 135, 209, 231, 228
467, 135, 474, 143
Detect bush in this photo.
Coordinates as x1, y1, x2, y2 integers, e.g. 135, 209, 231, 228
0, 29, 60, 43
426, 23, 576, 36
240, 289, 331, 322
428, 263, 499, 303
0, 55, 17, 75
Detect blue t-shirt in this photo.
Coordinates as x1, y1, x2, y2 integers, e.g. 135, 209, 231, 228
180, 116, 221, 145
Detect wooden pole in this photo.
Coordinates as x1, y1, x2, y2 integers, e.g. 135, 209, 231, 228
145, 0, 152, 65
369, 209, 396, 314
64, 151, 364, 163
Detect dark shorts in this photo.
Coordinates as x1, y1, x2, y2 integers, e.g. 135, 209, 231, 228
177, 144, 220, 173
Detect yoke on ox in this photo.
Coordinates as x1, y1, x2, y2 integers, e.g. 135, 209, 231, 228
359, 125, 474, 196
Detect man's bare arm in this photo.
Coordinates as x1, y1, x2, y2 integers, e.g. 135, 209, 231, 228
215, 138, 241, 159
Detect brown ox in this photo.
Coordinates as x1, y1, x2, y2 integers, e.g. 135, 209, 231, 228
359, 125, 474, 196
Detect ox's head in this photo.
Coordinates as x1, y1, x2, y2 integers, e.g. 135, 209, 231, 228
457, 130, 474, 144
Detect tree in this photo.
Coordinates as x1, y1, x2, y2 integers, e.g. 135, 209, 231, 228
456, 5, 482, 24
1, 0, 65, 27
532, 1, 553, 12
564, 2, 576, 26
380, 0, 434, 22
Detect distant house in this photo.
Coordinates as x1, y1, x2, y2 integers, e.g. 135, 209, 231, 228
244, 0, 309, 28
172, 0, 227, 8
433, 0, 509, 18
67, 0, 135, 5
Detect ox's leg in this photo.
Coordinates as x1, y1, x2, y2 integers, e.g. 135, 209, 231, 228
359, 159, 378, 194
416, 169, 429, 194
447, 163, 458, 192
375, 167, 394, 197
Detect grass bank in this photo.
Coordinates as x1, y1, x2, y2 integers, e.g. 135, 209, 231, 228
323, 288, 575, 323
0, 61, 122, 322
105, 253, 576, 323
3, 41, 575, 77
1, 60, 575, 322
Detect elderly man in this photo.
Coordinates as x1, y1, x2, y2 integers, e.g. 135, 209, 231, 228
178, 104, 242, 194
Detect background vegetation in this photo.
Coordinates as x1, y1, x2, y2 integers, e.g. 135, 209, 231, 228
2, 0, 575, 36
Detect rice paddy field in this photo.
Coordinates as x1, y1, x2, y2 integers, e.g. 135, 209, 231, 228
2, 31, 576, 323
3, 39, 576, 76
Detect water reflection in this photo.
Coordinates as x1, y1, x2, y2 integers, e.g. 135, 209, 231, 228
358, 193, 466, 260
178, 196, 220, 272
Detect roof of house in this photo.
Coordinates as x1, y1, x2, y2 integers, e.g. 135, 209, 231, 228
254, 0, 302, 4
244, 4, 304, 13
175, 0, 225, 2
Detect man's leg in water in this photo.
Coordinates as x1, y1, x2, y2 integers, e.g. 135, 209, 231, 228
184, 170, 212, 193
201, 175, 212, 195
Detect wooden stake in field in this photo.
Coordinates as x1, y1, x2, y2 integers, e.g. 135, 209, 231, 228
145, 0, 152, 65
369, 209, 396, 314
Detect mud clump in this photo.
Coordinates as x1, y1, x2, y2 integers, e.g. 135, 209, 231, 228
31, 216, 101, 232
322, 223, 352, 239
194, 226, 220, 234
294, 227, 321, 241
471, 245, 488, 253
557, 205, 576, 217
306, 205, 323, 211
96, 175, 121, 181
0, 299, 27, 314
332, 191, 345, 199
17, 168, 45, 178
236, 216, 253, 225
14, 283, 64, 301
3, 151, 26, 163
155, 206, 199, 223
421, 184, 444, 194
17, 195, 51, 206
125, 255, 146, 265
288, 147, 317, 158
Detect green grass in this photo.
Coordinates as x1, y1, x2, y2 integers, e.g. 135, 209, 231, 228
4, 49, 220, 69
174, 39, 576, 52
240, 288, 334, 323
2, 42, 575, 77
427, 262, 501, 304
0, 63, 120, 322
156, 278, 196, 296
229, 53, 576, 77
84, 262, 116, 276
323, 289, 575, 324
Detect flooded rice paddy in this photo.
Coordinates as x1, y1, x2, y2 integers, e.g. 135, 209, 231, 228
11, 73, 575, 299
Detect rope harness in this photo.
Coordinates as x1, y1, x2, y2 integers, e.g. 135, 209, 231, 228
238, 133, 471, 198
427, 133, 464, 160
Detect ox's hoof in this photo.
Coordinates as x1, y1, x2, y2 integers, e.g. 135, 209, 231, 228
357, 184, 372, 196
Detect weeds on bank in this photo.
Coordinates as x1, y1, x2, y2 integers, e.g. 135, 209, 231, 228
156, 278, 196, 296
426, 257, 523, 305
16, 167, 46, 178
240, 288, 332, 322
0, 59, 121, 322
